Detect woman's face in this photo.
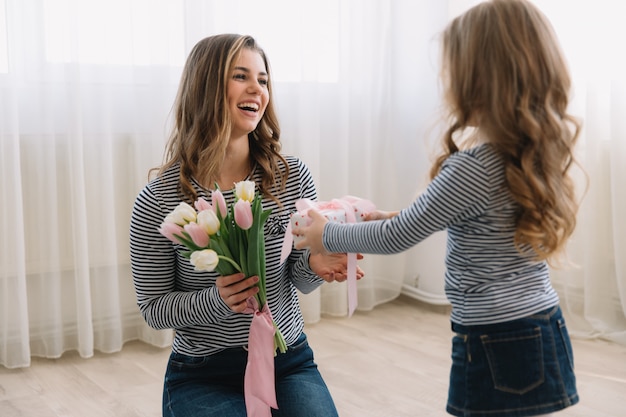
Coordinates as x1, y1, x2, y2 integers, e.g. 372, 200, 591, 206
227, 48, 270, 140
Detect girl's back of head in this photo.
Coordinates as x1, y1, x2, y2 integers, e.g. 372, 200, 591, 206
434, 0, 583, 263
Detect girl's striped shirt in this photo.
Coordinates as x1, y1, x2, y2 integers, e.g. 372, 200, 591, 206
323, 144, 559, 325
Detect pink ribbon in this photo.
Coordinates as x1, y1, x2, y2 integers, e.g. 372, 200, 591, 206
243, 297, 278, 417
280, 196, 375, 317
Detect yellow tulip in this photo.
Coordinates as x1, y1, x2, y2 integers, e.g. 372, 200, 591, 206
197, 209, 220, 235
234, 180, 256, 203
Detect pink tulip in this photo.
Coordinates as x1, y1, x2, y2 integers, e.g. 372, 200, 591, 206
212, 189, 228, 218
184, 222, 210, 248
158, 222, 185, 244
195, 197, 212, 212
234, 199, 253, 230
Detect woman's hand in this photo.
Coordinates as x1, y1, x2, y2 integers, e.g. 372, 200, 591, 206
292, 209, 368, 282
216, 273, 259, 313
292, 209, 329, 254
309, 252, 365, 283
365, 210, 399, 221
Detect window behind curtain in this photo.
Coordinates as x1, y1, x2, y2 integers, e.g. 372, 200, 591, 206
38, 0, 340, 83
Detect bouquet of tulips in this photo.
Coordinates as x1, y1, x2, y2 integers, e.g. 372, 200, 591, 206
158, 180, 287, 354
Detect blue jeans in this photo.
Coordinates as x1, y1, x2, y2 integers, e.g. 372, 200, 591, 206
447, 306, 579, 417
162, 333, 338, 417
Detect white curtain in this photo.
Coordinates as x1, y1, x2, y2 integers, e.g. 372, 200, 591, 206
534, 0, 626, 345
1, 0, 624, 369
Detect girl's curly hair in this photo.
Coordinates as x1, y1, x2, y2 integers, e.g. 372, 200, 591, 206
432, 0, 583, 262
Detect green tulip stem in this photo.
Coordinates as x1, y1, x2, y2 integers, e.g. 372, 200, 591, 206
273, 324, 287, 354
217, 256, 242, 273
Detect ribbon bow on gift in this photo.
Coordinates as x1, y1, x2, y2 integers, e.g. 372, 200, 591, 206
280, 196, 376, 316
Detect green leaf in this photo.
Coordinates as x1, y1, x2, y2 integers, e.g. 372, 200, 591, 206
208, 239, 237, 276
238, 227, 248, 277
255, 230, 267, 305
218, 217, 230, 241
174, 232, 203, 251
216, 256, 242, 274
244, 195, 272, 305
260, 208, 272, 223
218, 238, 235, 261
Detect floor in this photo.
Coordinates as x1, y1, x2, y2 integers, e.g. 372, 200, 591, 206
1, 296, 625, 416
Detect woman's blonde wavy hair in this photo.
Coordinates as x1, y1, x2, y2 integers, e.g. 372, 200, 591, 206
432, 0, 583, 263
153, 34, 288, 204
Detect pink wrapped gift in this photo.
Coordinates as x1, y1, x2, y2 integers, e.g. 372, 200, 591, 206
290, 209, 345, 246
280, 196, 376, 316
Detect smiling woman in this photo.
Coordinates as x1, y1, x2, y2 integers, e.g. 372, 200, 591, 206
129, 33, 355, 417
227, 49, 270, 153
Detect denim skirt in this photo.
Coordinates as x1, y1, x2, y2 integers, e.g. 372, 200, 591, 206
446, 306, 579, 417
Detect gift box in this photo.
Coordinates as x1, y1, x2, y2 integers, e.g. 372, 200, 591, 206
285, 195, 375, 250
280, 196, 376, 316
290, 209, 345, 245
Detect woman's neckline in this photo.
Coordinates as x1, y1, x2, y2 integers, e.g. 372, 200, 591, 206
190, 162, 257, 193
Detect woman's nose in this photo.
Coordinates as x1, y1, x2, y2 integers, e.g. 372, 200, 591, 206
247, 80, 263, 94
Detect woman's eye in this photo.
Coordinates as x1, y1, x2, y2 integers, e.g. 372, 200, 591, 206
233, 73, 246, 80
259, 79, 268, 86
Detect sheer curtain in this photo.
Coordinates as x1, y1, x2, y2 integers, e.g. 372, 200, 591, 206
1, 0, 186, 368
534, 0, 626, 344
1, 0, 624, 370
0, 0, 446, 368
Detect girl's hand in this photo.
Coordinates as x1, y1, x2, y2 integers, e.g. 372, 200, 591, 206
216, 272, 259, 313
292, 209, 328, 255
309, 252, 365, 283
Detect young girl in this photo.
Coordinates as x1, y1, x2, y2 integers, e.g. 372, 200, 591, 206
130, 34, 359, 417
292, 1, 582, 416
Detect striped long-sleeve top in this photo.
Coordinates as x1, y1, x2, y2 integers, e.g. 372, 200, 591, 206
323, 143, 559, 325
130, 155, 324, 356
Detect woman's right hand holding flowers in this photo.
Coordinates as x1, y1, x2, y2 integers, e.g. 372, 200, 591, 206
216, 273, 259, 313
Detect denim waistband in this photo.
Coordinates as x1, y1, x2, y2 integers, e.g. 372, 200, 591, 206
451, 305, 560, 334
